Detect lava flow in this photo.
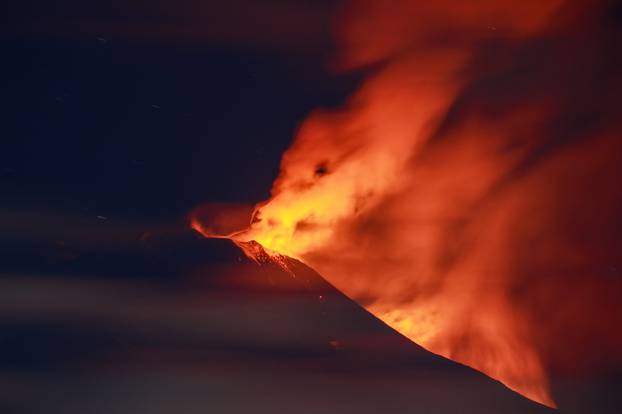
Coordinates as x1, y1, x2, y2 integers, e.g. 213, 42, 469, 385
194, 0, 622, 409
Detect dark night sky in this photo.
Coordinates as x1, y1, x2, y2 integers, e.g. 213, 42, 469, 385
1, 0, 363, 279
2, 0, 358, 219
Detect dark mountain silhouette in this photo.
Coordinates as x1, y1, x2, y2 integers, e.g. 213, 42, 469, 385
1, 225, 558, 414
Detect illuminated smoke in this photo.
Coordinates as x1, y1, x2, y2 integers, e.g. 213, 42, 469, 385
196, 0, 622, 408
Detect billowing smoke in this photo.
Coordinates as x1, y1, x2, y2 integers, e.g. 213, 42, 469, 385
209, 0, 622, 407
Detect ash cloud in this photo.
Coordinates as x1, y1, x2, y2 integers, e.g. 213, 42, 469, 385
236, 0, 622, 407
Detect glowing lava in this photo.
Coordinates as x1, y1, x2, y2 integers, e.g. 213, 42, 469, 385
194, 0, 622, 409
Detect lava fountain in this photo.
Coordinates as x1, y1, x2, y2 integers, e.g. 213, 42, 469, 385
194, 0, 622, 408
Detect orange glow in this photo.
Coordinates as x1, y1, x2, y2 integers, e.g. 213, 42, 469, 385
194, 0, 622, 409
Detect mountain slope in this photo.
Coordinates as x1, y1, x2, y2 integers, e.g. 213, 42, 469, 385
1, 233, 554, 414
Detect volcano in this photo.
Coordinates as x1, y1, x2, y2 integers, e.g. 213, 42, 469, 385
3, 0, 622, 412
2, 227, 559, 414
